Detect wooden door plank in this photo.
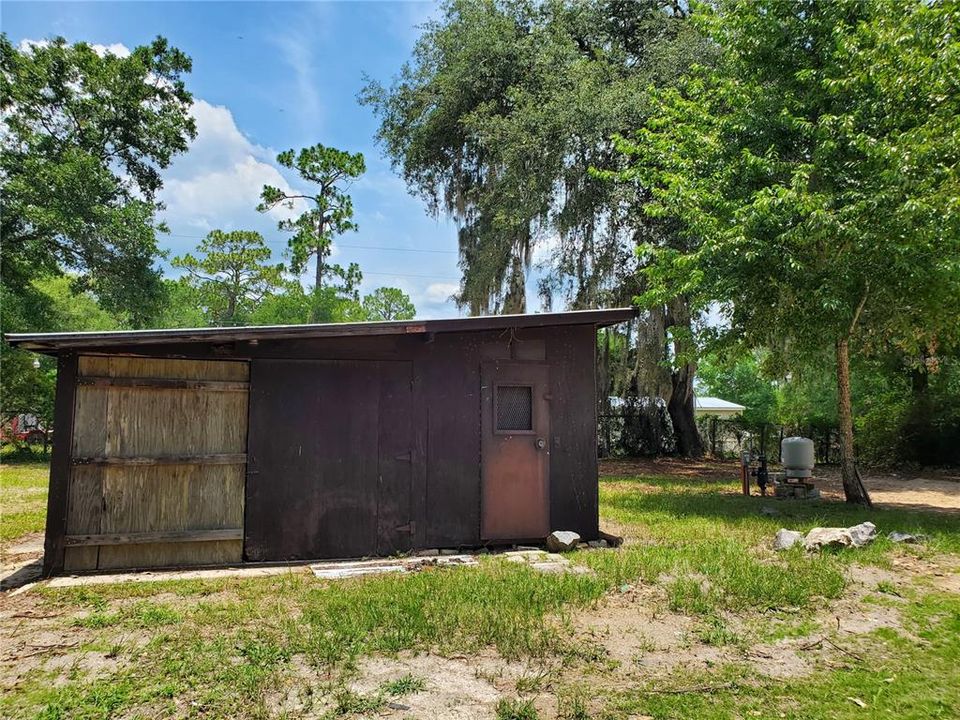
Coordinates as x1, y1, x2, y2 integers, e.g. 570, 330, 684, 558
72, 453, 246, 466
77, 376, 248, 391
43, 353, 78, 576
65, 528, 242, 546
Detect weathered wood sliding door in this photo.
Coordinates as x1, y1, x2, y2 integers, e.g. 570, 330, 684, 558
63, 356, 249, 571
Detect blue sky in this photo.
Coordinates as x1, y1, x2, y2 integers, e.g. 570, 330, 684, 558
2, 1, 507, 319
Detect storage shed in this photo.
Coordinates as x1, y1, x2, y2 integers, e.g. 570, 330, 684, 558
7, 308, 635, 575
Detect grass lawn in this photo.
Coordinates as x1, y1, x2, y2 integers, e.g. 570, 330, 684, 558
0, 459, 48, 543
1, 464, 958, 719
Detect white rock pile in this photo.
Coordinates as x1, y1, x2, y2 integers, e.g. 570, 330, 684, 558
774, 521, 877, 551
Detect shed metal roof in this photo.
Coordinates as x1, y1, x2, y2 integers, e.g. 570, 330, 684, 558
5, 307, 637, 354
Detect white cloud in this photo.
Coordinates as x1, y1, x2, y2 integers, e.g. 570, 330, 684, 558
18, 38, 131, 58
424, 282, 458, 304
90, 42, 131, 58
159, 100, 304, 236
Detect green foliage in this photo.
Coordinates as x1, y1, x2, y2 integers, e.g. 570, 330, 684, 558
378, 674, 426, 697
258, 143, 366, 312
618, 0, 960, 360
361, 286, 416, 321
852, 349, 960, 465
697, 352, 778, 428
612, 0, 960, 477
1, 276, 124, 428
0, 34, 194, 428
31, 276, 123, 332
152, 279, 208, 329
363, 0, 709, 313
0, 34, 196, 326
171, 230, 284, 327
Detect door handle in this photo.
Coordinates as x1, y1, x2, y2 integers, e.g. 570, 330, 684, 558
536, 437, 546, 450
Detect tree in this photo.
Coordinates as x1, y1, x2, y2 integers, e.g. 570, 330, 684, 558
1, 276, 124, 439
363, 0, 712, 455
153, 279, 208, 329
250, 283, 367, 326
362, 287, 416, 321
257, 144, 366, 321
171, 230, 284, 326
1, 35, 195, 432
0, 35, 196, 325
615, 0, 960, 503
697, 352, 778, 431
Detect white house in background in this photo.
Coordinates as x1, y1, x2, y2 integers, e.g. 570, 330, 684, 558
694, 396, 746, 418
606, 395, 746, 417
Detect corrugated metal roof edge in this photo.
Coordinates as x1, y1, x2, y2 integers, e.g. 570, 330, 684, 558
6, 307, 637, 353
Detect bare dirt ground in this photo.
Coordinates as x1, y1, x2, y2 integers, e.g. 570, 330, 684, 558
600, 457, 960, 512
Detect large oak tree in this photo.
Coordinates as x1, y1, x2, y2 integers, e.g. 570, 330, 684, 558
363, 0, 712, 455
615, 0, 960, 502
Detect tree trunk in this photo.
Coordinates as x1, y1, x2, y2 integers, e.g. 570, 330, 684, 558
664, 297, 704, 458
314, 247, 323, 292
309, 214, 326, 323
835, 338, 871, 506
667, 361, 703, 457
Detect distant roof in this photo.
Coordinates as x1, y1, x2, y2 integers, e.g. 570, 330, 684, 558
607, 395, 746, 413
5, 307, 637, 354
694, 396, 746, 413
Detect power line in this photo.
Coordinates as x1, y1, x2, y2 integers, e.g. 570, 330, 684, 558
361, 271, 460, 282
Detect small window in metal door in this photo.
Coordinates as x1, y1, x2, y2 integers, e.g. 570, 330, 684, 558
495, 384, 534, 434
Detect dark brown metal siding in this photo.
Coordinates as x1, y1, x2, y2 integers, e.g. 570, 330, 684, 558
421, 333, 483, 547
244, 359, 382, 560
545, 326, 600, 539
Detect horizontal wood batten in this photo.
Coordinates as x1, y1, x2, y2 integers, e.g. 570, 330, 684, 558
64, 529, 243, 547
76, 376, 249, 391
72, 453, 247, 467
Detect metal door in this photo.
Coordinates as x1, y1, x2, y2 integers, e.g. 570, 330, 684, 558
480, 361, 550, 541
244, 359, 412, 561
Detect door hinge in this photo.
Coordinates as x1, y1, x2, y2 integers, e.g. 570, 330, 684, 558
395, 521, 416, 534
394, 450, 412, 462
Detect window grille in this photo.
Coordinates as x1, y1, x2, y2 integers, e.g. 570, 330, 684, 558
496, 385, 532, 431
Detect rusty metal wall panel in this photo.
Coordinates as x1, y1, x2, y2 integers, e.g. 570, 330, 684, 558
545, 325, 599, 539
376, 362, 414, 555
421, 333, 483, 547
244, 360, 381, 561
480, 362, 550, 541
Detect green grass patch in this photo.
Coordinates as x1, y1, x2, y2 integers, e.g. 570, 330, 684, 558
4, 468, 959, 720
0, 461, 48, 542
596, 592, 960, 719
496, 697, 540, 720
379, 673, 426, 697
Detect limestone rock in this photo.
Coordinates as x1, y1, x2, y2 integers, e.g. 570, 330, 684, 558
848, 521, 877, 547
773, 529, 804, 551
889, 531, 922, 544
804, 527, 853, 551
546, 530, 581, 552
